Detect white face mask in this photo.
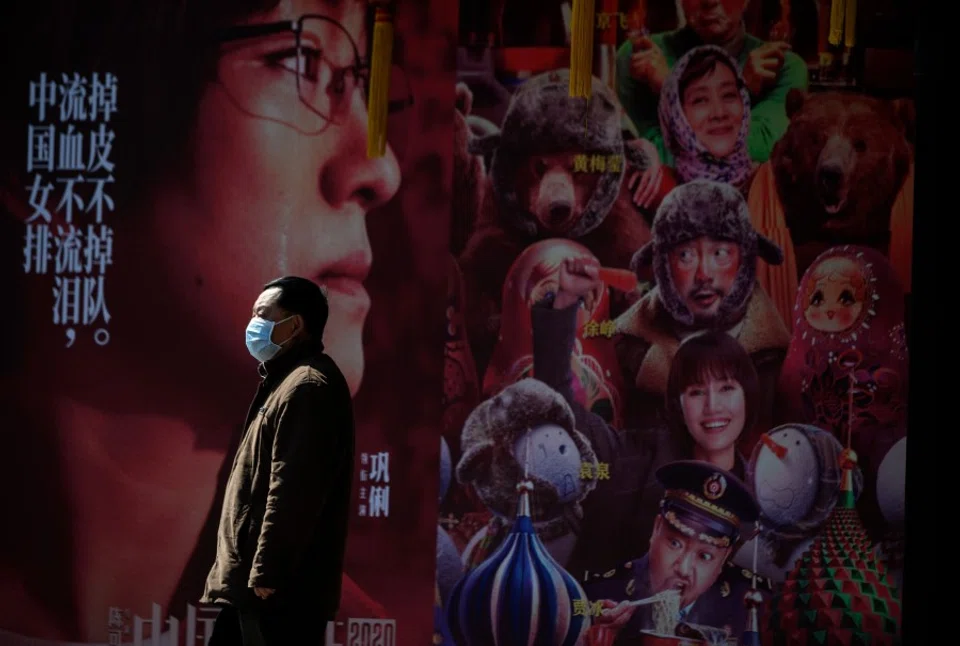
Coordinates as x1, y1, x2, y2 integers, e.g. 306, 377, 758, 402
245, 316, 294, 363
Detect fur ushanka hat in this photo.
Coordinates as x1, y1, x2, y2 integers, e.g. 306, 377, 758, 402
469, 69, 651, 239
456, 378, 598, 521
630, 179, 784, 327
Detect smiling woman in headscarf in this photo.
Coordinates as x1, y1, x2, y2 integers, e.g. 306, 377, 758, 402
658, 45, 755, 193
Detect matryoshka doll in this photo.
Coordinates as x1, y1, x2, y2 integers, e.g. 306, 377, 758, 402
482, 238, 626, 428
778, 245, 907, 536
779, 246, 907, 447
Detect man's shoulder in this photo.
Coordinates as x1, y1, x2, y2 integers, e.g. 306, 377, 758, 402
583, 558, 648, 601
615, 287, 672, 342
717, 561, 775, 595
281, 354, 345, 395
742, 34, 767, 53
779, 49, 809, 87
652, 29, 684, 56
741, 34, 808, 88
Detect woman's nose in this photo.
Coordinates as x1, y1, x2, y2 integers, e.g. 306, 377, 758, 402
708, 98, 725, 119
321, 90, 401, 210
704, 390, 717, 412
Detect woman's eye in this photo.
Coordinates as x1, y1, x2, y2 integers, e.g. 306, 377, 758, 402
267, 47, 322, 82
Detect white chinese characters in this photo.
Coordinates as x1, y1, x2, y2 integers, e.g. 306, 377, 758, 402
23, 72, 119, 348
357, 451, 391, 518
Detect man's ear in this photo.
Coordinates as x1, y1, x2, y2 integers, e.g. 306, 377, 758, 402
293, 314, 307, 337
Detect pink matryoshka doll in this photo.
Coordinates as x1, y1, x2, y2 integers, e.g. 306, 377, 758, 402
778, 245, 908, 533
482, 239, 626, 428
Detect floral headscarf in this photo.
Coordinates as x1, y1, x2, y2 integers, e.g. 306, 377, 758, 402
658, 45, 753, 188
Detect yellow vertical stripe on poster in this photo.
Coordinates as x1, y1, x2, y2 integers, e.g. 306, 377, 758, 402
569, 0, 596, 98
367, 4, 394, 158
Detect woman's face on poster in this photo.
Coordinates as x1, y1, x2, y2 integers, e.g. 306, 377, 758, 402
679, 376, 746, 454
140, 0, 401, 394
681, 63, 743, 159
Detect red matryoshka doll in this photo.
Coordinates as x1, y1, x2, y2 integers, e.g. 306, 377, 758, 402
482, 239, 626, 428
778, 245, 908, 469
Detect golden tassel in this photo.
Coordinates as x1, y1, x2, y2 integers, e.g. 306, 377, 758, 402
568, 0, 597, 98
828, 0, 844, 47
843, 0, 857, 49
367, 3, 394, 158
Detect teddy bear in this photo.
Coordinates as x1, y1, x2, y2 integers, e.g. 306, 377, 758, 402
457, 70, 656, 376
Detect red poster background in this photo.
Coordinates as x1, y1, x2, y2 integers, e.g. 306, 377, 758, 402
0, 1, 457, 645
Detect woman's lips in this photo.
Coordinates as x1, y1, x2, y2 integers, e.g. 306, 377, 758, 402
706, 126, 734, 137
701, 419, 731, 434
318, 276, 371, 318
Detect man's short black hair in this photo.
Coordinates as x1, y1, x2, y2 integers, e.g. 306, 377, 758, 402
263, 276, 329, 339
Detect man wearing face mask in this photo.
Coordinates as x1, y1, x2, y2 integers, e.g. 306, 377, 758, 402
202, 276, 355, 646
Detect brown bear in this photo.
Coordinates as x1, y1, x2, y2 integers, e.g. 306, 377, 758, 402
457, 70, 656, 377
771, 89, 914, 274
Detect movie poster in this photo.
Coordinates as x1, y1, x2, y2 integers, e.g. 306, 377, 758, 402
0, 1, 455, 645
440, 0, 913, 644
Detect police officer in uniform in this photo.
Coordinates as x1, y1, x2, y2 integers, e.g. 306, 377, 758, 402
584, 460, 773, 645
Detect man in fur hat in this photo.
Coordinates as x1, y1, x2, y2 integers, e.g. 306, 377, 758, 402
532, 179, 790, 443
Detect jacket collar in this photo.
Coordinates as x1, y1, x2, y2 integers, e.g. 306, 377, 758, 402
257, 338, 325, 381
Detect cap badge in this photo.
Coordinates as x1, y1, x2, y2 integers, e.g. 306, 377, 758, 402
703, 473, 727, 501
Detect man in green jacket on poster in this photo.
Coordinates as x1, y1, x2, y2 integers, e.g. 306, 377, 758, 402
617, 0, 808, 164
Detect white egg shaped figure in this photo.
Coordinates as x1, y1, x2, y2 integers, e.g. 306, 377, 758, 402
513, 423, 584, 505
752, 425, 820, 528
876, 437, 907, 530
735, 424, 864, 583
